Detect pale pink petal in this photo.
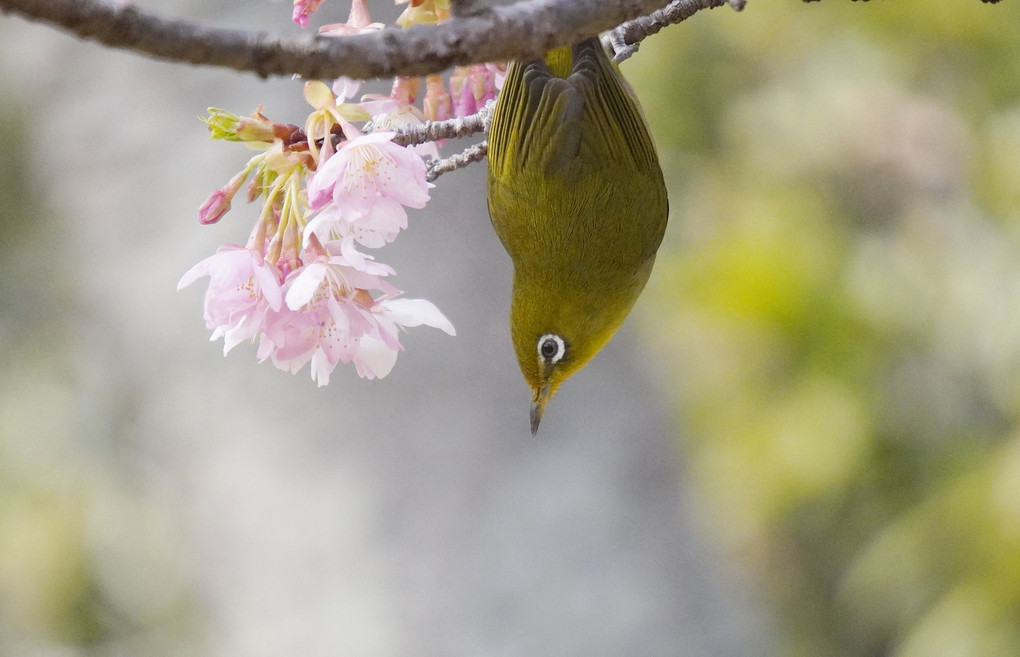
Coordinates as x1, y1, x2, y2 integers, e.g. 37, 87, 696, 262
353, 335, 399, 379
221, 312, 263, 354
259, 305, 321, 368
332, 77, 361, 102
381, 157, 429, 208
307, 154, 345, 210
309, 349, 338, 386
350, 198, 406, 247
177, 257, 213, 291
325, 240, 398, 278
380, 298, 456, 335
177, 246, 248, 291
253, 260, 284, 311
303, 205, 341, 242
284, 263, 328, 310
363, 310, 402, 352
360, 97, 400, 119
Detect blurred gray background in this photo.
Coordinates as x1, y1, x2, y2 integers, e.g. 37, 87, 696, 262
0, 1, 768, 655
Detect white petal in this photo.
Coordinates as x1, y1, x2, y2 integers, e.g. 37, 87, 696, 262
381, 298, 456, 335
285, 264, 327, 310
354, 335, 399, 379
310, 350, 335, 386
303, 206, 343, 242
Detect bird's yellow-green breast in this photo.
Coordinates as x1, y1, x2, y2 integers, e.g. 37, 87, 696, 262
487, 37, 668, 433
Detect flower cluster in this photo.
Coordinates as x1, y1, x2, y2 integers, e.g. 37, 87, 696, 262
181, 0, 504, 385
180, 82, 454, 385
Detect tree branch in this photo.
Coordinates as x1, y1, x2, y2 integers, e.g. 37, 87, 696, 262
426, 141, 489, 182
0, 0, 729, 80
391, 101, 494, 148
608, 0, 744, 62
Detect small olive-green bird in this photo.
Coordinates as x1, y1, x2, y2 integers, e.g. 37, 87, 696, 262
487, 37, 668, 434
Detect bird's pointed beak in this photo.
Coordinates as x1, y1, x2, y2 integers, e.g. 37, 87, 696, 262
530, 383, 551, 435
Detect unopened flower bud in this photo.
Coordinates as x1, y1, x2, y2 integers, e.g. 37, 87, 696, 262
470, 63, 498, 106
198, 190, 232, 225
198, 169, 248, 224
449, 66, 476, 117
423, 75, 451, 122
391, 76, 420, 106
235, 116, 277, 143
204, 108, 241, 141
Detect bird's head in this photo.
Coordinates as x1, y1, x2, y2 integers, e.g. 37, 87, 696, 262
509, 272, 643, 434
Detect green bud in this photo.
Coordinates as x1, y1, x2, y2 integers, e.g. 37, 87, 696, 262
203, 108, 241, 141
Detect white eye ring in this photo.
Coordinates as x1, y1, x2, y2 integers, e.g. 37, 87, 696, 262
537, 333, 566, 365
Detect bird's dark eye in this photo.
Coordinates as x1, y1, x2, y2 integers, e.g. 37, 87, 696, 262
537, 333, 566, 364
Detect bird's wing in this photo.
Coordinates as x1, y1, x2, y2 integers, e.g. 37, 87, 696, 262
487, 38, 660, 182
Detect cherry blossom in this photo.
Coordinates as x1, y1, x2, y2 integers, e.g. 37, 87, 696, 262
177, 246, 283, 354
306, 130, 430, 234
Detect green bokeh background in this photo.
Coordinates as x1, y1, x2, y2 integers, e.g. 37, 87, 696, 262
629, 2, 1020, 655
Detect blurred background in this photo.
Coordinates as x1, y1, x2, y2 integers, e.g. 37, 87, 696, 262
1, 1, 1018, 656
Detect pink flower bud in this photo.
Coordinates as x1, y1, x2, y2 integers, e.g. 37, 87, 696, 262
391, 76, 420, 106
292, 0, 325, 27
198, 190, 231, 225
470, 63, 498, 106
199, 169, 250, 224
423, 75, 451, 122
449, 66, 476, 118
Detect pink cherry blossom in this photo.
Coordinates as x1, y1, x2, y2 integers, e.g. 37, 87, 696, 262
177, 246, 283, 354
185, 66, 455, 385
304, 200, 407, 250
351, 298, 457, 379
306, 131, 429, 245
257, 255, 396, 385
249, 253, 454, 384
308, 131, 429, 212
258, 289, 374, 386
283, 254, 398, 312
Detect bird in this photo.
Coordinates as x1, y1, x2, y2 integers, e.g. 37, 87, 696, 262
487, 36, 669, 434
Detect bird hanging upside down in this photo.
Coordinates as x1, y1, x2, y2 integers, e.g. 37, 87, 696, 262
487, 37, 669, 433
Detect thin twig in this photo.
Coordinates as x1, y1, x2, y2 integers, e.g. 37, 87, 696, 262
392, 101, 495, 147
426, 141, 488, 182
607, 0, 743, 62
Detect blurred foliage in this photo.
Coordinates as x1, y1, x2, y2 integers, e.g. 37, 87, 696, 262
0, 104, 195, 655
629, 1, 1020, 656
